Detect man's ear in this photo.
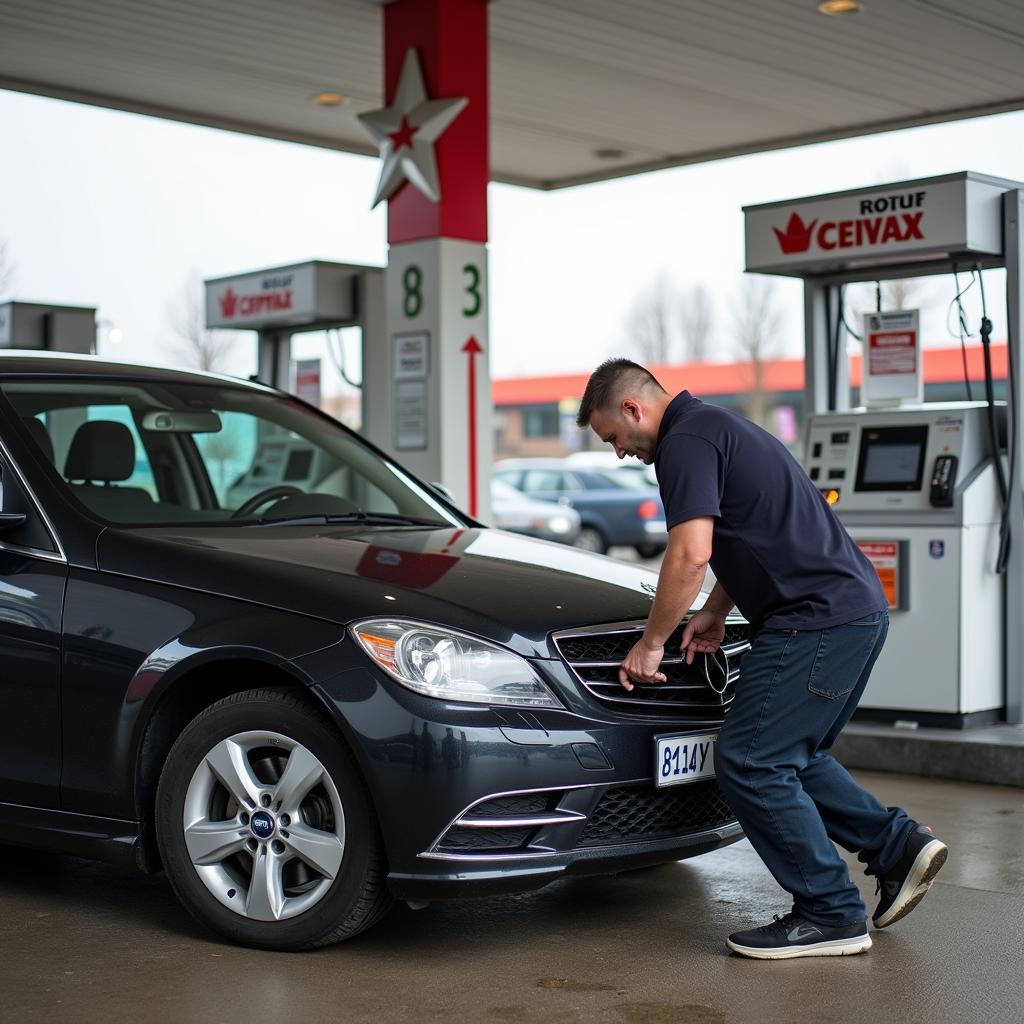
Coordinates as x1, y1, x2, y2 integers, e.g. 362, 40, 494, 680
621, 398, 642, 424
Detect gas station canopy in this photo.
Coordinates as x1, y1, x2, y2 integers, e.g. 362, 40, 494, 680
2, 0, 1024, 190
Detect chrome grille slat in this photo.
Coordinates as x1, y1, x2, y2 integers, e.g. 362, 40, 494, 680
553, 617, 751, 717
453, 812, 585, 829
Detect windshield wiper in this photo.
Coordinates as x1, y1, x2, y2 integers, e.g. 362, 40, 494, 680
252, 511, 447, 528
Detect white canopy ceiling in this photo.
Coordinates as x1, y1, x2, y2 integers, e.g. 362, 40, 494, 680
1, 0, 1022, 189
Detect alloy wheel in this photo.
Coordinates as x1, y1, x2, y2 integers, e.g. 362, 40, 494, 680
182, 730, 346, 922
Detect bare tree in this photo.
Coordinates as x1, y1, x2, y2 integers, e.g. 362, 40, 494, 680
731, 275, 785, 427
882, 277, 929, 311
167, 271, 237, 372
0, 239, 15, 297
679, 283, 714, 363
622, 274, 676, 365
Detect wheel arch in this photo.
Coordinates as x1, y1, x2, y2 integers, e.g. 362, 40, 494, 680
133, 655, 340, 872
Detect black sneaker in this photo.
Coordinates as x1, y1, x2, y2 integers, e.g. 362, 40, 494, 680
873, 824, 948, 928
726, 912, 871, 960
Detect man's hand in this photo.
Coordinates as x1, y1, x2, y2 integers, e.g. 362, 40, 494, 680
680, 609, 727, 664
619, 638, 667, 691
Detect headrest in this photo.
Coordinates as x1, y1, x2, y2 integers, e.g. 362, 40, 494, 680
64, 421, 136, 483
23, 418, 55, 465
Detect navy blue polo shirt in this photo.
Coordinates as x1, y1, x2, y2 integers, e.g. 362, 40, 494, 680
655, 391, 886, 631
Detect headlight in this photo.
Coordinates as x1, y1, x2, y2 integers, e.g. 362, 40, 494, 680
351, 618, 561, 708
546, 514, 573, 535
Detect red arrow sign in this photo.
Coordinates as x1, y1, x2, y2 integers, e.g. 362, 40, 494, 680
462, 336, 483, 517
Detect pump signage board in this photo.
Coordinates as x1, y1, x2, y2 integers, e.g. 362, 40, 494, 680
744, 173, 1008, 275
205, 261, 357, 329
862, 309, 922, 406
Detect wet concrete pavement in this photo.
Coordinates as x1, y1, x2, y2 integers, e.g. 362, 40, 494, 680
1, 770, 1021, 1024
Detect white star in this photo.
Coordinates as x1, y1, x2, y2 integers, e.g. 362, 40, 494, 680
357, 48, 469, 208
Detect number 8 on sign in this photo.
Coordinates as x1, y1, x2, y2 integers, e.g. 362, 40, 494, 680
403, 265, 423, 318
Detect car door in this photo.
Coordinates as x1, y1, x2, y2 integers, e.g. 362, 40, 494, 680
0, 442, 67, 808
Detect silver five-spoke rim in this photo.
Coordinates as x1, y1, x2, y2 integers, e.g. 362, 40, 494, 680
183, 730, 346, 922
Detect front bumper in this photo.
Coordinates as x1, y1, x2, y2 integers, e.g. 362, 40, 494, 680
310, 655, 741, 903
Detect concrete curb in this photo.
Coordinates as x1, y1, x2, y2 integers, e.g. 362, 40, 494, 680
833, 722, 1024, 788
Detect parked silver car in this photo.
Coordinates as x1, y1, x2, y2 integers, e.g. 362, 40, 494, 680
490, 478, 581, 544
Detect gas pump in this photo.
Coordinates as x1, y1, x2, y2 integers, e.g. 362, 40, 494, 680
204, 260, 385, 395
744, 172, 1024, 726
0, 301, 96, 353
204, 260, 387, 504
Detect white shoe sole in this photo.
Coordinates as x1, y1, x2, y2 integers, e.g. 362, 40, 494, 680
873, 839, 948, 929
726, 934, 872, 960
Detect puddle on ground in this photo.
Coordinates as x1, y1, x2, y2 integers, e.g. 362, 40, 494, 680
614, 1003, 725, 1024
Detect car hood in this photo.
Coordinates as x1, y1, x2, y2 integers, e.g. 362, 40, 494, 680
97, 524, 681, 658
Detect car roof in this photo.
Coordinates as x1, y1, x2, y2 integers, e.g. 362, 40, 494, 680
0, 350, 273, 392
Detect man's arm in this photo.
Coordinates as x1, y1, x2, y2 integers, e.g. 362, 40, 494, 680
619, 517, 714, 691
702, 581, 734, 618
678, 580, 734, 665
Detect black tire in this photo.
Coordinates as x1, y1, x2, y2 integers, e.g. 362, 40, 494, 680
574, 525, 608, 554
155, 688, 393, 950
634, 542, 666, 559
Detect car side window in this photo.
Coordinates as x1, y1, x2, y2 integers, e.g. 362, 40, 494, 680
522, 469, 562, 493
561, 473, 584, 491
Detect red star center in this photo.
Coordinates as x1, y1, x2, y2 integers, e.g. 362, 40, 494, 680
388, 115, 416, 152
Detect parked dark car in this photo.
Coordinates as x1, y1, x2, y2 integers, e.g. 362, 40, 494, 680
490, 478, 582, 544
493, 458, 668, 557
0, 353, 748, 950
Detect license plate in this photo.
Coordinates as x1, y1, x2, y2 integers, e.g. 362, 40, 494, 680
654, 732, 717, 788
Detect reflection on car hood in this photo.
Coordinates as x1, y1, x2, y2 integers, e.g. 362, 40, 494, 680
97, 525, 679, 657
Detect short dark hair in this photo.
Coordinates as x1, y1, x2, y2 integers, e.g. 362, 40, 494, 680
576, 358, 665, 428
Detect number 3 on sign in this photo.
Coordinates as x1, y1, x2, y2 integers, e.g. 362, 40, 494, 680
462, 263, 481, 317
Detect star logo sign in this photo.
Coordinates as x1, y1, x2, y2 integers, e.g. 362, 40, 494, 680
219, 287, 238, 319
357, 48, 469, 208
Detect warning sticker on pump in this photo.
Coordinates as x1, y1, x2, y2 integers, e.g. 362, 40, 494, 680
857, 541, 899, 609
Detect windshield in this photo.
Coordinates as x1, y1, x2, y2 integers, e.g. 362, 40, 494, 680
1, 376, 462, 528
491, 479, 525, 501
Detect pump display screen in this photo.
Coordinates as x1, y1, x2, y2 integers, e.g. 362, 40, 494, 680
854, 425, 929, 492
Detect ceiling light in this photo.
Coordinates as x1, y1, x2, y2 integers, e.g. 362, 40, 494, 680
313, 92, 347, 107
818, 0, 863, 14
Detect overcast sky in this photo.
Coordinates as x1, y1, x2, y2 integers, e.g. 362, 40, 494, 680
2, 88, 1023, 398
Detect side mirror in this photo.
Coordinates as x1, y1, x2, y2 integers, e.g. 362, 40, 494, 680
430, 481, 456, 504
0, 466, 26, 533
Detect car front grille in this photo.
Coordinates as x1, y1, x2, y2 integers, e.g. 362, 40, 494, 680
577, 780, 735, 848
553, 618, 751, 717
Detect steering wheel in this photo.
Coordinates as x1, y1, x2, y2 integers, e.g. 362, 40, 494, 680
231, 485, 305, 519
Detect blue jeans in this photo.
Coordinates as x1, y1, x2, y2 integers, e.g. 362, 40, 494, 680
714, 610, 915, 926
